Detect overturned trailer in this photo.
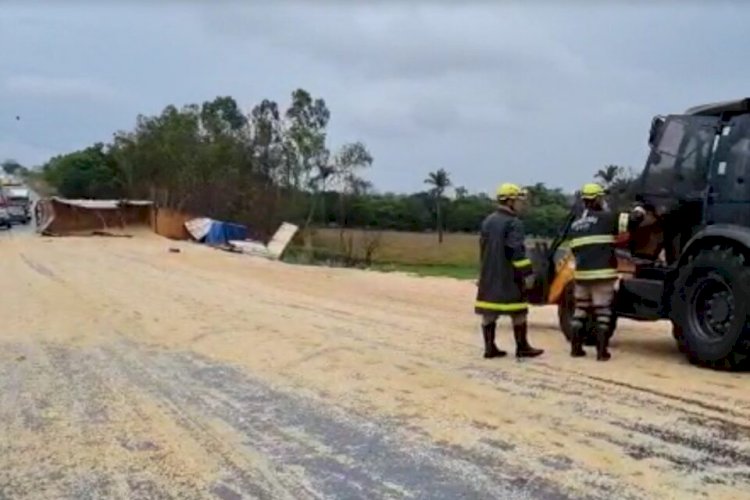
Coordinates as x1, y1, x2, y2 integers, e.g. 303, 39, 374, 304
36, 197, 153, 236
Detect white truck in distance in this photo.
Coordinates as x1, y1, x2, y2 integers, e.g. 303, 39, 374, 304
4, 187, 31, 224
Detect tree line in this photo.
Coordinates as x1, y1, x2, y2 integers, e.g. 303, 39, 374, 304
12, 89, 637, 240
36, 90, 373, 237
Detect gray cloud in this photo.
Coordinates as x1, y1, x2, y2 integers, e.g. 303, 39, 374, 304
1, 1, 750, 193
4, 75, 118, 101
199, 3, 591, 90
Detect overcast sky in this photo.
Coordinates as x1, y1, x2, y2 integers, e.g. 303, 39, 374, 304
1, 1, 748, 194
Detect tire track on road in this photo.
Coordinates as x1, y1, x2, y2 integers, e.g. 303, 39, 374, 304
20, 253, 64, 283
106, 339, 588, 500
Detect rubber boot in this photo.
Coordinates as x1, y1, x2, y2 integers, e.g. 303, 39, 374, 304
482, 323, 507, 359
513, 323, 543, 358
570, 318, 586, 358
595, 324, 611, 361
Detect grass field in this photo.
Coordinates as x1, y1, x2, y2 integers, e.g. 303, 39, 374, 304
312, 228, 479, 265
372, 263, 479, 280
289, 228, 480, 279
293, 228, 552, 279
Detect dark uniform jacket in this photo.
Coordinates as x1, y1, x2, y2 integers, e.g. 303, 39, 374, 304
475, 207, 533, 315
567, 207, 636, 281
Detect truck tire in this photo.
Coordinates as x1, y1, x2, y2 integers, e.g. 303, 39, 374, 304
558, 282, 576, 342
671, 323, 688, 353
558, 281, 616, 346
671, 247, 750, 369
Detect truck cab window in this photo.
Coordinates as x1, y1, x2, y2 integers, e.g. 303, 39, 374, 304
643, 117, 717, 199
678, 127, 713, 191
642, 118, 684, 195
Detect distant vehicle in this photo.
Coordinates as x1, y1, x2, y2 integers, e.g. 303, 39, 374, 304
0, 194, 13, 229
4, 187, 30, 224
1, 177, 22, 187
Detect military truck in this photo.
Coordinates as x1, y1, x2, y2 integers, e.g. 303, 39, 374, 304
530, 98, 750, 370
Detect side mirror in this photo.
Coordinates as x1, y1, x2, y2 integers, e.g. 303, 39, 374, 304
648, 116, 665, 147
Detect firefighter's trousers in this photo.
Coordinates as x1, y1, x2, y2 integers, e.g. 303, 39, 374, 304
573, 279, 616, 329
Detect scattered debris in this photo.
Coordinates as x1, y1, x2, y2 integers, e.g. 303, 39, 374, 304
184, 217, 213, 241
228, 222, 299, 260
168, 247, 181, 253
184, 217, 297, 260
184, 218, 247, 248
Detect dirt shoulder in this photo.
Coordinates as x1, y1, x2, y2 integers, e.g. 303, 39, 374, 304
0, 232, 748, 499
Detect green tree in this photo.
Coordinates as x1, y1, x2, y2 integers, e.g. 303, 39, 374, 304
445, 193, 494, 232
111, 104, 204, 208
284, 89, 332, 231
1, 159, 23, 175
109, 97, 260, 220
201, 96, 247, 136
522, 182, 572, 238
424, 168, 452, 243
43, 144, 121, 199
454, 186, 468, 199
606, 166, 639, 211
331, 142, 373, 237
595, 165, 623, 188
39, 89, 381, 240
250, 99, 284, 183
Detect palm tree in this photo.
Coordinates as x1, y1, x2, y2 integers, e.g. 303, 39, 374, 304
424, 168, 452, 243
595, 165, 623, 188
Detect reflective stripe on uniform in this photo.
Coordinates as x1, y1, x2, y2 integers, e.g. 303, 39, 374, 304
475, 301, 528, 312
618, 212, 630, 234
568, 235, 616, 248
574, 269, 618, 280
512, 258, 532, 268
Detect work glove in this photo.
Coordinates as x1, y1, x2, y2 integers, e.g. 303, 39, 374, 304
631, 204, 646, 217
629, 204, 647, 227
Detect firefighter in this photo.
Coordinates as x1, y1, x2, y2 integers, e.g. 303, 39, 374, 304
475, 183, 544, 359
567, 183, 644, 361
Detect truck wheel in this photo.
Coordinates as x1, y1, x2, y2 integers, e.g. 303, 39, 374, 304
671, 322, 688, 353
671, 247, 750, 369
557, 281, 616, 346
558, 281, 575, 343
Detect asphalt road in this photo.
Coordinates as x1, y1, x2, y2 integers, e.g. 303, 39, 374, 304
0, 229, 748, 499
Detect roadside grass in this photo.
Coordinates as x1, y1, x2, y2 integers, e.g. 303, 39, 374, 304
282, 228, 479, 280
310, 228, 478, 267
372, 263, 478, 280
284, 228, 549, 280
284, 228, 550, 280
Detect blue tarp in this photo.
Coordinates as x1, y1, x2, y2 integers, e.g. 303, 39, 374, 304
203, 221, 248, 246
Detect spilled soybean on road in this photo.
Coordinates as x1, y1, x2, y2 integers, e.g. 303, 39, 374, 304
0, 230, 748, 499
